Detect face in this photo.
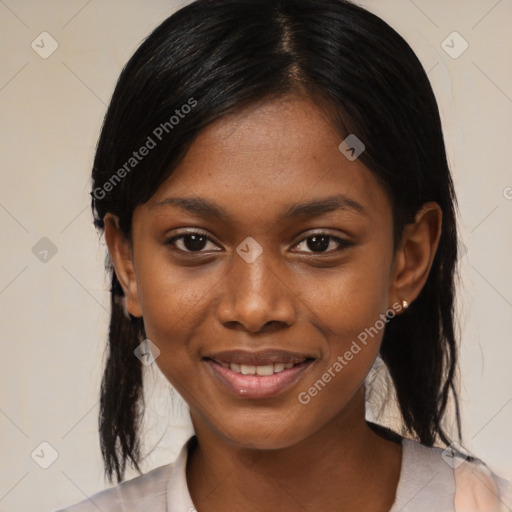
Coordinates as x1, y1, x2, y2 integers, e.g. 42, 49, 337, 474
108, 94, 412, 450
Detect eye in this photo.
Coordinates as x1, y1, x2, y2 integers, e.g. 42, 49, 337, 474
165, 231, 353, 255
165, 231, 221, 253
293, 233, 353, 254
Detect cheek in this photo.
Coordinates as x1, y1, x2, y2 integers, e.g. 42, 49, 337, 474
136, 249, 216, 330
295, 253, 391, 398
289, 270, 388, 441
303, 253, 391, 345
133, 251, 225, 380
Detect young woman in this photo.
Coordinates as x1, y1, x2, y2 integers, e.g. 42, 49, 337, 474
56, 0, 511, 510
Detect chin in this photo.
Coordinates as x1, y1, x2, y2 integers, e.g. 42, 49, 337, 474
208, 413, 314, 452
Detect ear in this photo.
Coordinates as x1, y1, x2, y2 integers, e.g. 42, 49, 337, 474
389, 202, 442, 310
103, 213, 143, 318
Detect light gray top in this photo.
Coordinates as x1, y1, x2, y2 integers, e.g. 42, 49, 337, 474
55, 436, 512, 512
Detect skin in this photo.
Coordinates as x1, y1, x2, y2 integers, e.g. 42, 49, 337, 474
105, 93, 442, 512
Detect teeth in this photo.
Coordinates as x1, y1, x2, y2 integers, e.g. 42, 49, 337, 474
225, 362, 299, 375
240, 364, 256, 375
256, 365, 274, 376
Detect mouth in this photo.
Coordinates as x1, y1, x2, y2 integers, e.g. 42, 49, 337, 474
217, 360, 302, 375
203, 350, 316, 399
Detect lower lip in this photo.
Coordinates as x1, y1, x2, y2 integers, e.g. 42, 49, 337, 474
205, 360, 313, 399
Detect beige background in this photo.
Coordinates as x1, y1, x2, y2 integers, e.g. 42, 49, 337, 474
0, 0, 511, 510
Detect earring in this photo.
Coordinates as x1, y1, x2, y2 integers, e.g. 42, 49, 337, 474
402, 300, 409, 310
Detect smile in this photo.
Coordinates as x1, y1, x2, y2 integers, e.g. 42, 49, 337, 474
203, 350, 316, 399
218, 361, 298, 375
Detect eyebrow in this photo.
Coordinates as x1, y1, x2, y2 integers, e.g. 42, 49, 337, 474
151, 194, 366, 220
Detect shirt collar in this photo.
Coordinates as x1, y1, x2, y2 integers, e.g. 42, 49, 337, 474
166, 435, 454, 512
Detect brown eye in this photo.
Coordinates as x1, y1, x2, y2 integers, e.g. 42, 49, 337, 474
166, 232, 220, 253
294, 234, 353, 254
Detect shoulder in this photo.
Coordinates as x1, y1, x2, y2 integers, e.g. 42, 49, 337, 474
452, 453, 512, 512
53, 434, 197, 512
52, 463, 173, 512
398, 438, 512, 512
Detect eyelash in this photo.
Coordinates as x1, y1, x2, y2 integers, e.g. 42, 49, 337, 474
165, 230, 353, 255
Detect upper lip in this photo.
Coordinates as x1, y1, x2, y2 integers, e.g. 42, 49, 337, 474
204, 349, 315, 366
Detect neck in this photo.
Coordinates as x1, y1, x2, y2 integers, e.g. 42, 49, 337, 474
186, 387, 402, 512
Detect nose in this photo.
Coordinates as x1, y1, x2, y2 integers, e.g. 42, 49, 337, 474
215, 246, 297, 333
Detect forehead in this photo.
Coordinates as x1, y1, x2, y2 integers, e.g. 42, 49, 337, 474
147, 95, 391, 223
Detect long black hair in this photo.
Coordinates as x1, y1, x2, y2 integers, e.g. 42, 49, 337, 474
91, 0, 462, 484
